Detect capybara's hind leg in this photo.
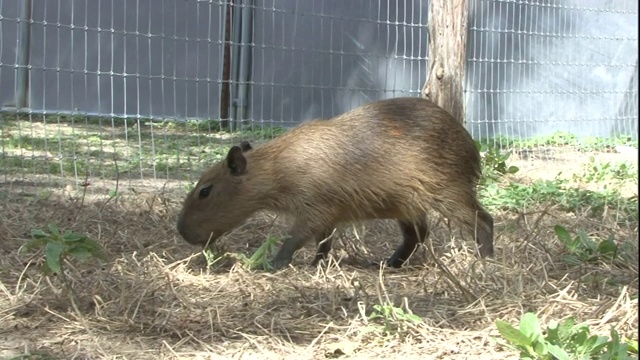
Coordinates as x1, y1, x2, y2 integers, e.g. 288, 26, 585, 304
387, 218, 429, 268
312, 229, 335, 266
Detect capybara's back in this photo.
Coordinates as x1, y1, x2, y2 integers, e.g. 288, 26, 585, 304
177, 97, 494, 269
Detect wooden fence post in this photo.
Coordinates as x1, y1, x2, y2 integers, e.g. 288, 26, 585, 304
422, 0, 469, 125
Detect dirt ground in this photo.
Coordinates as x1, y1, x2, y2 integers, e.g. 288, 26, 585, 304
0, 147, 638, 359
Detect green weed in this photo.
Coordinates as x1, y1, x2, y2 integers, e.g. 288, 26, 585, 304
365, 301, 423, 336
20, 224, 106, 276
495, 312, 638, 359
202, 247, 224, 269
573, 157, 638, 184
479, 132, 637, 152
477, 141, 520, 185
480, 178, 638, 221
554, 225, 637, 269
227, 235, 281, 271
19, 224, 107, 313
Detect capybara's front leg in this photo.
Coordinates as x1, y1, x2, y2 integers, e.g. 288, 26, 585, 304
270, 219, 321, 270
270, 236, 307, 269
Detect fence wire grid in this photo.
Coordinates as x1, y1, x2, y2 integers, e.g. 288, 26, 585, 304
0, 0, 638, 192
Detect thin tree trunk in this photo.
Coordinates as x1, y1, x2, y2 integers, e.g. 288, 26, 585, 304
422, 0, 469, 125
613, 57, 638, 137
220, 1, 234, 130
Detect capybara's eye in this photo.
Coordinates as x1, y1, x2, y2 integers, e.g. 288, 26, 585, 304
198, 185, 213, 199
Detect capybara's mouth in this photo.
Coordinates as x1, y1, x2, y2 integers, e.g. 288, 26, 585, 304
180, 233, 219, 247
176, 217, 220, 246
178, 228, 220, 246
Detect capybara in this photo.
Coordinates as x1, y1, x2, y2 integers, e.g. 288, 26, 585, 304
176, 97, 494, 269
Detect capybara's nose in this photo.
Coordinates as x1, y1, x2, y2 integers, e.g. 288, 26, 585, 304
176, 214, 188, 239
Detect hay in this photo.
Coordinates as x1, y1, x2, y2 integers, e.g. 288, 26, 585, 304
0, 159, 638, 359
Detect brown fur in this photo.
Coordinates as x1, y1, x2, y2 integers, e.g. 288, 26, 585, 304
176, 97, 494, 269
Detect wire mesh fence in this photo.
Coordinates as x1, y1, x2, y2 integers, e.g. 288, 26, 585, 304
467, 0, 638, 144
0, 0, 638, 193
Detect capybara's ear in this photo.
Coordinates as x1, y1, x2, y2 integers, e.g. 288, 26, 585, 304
226, 146, 247, 176
240, 140, 253, 152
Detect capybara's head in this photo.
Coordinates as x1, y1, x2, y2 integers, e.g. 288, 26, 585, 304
176, 141, 254, 246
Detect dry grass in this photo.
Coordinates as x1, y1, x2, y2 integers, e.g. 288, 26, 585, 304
0, 151, 638, 360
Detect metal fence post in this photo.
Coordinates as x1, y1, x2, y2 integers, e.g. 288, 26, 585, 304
232, 0, 254, 129
15, 0, 33, 109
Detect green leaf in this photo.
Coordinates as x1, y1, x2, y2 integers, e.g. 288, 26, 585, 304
249, 236, 278, 265
20, 237, 49, 253
70, 241, 107, 261
562, 254, 582, 266
557, 317, 576, 340
533, 340, 548, 356
66, 246, 94, 262
62, 232, 85, 242
404, 313, 422, 323
587, 335, 611, 354
44, 242, 65, 274
520, 313, 543, 343
597, 239, 618, 256
610, 328, 621, 344
577, 230, 597, 251
554, 225, 573, 245
577, 334, 601, 354
496, 320, 532, 347
507, 166, 520, 174
30, 228, 49, 239
573, 328, 589, 348
47, 224, 60, 235
546, 320, 560, 343
546, 344, 572, 360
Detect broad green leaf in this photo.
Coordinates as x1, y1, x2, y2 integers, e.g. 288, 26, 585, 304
405, 313, 422, 323
70, 242, 107, 261
30, 228, 48, 239
496, 320, 532, 347
66, 246, 93, 262
562, 254, 582, 266
20, 237, 49, 252
597, 239, 618, 257
587, 335, 611, 354
44, 241, 65, 274
546, 320, 560, 343
610, 328, 621, 344
47, 224, 60, 235
577, 334, 602, 354
520, 313, 543, 343
533, 340, 548, 356
554, 225, 572, 245
573, 328, 589, 347
557, 317, 576, 340
577, 230, 596, 251
62, 232, 85, 242
572, 323, 591, 337
546, 344, 571, 360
